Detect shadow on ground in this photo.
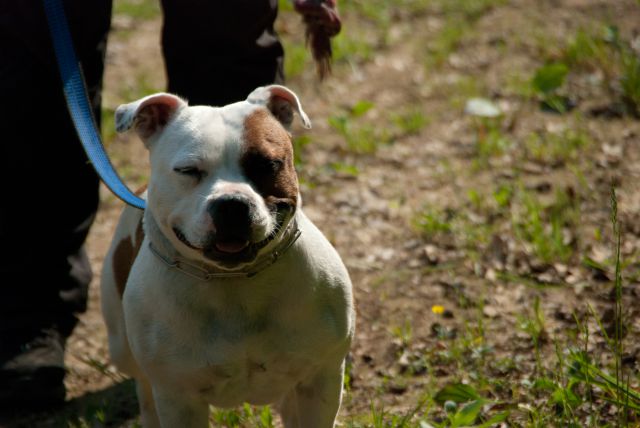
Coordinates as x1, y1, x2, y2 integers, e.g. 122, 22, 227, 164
0, 380, 138, 428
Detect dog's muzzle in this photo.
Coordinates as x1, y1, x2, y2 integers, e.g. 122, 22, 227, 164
189, 194, 293, 266
207, 194, 253, 255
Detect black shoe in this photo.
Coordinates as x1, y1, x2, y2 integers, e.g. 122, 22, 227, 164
0, 327, 67, 408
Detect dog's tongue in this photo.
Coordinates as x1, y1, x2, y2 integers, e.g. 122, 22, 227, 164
215, 240, 249, 254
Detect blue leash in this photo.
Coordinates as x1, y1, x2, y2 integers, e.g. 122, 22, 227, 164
43, 0, 146, 210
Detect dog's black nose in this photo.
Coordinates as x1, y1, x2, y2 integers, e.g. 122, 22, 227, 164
208, 195, 252, 241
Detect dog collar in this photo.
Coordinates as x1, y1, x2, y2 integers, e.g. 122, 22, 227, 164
148, 221, 301, 280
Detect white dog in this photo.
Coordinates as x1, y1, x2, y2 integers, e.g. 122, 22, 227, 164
100, 85, 355, 427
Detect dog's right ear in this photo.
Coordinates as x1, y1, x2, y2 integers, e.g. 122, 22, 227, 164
246, 85, 311, 130
115, 93, 187, 143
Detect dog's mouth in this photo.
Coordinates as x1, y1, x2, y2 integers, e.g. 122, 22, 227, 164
173, 227, 200, 250
213, 238, 250, 254
172, 205, 292, 266
173, 226, 253, 262
173, 227, 247, 252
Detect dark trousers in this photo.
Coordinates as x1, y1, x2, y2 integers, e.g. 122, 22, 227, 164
0, 0, 283, 337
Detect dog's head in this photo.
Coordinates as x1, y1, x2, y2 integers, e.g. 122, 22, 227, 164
115, 85, 311, 269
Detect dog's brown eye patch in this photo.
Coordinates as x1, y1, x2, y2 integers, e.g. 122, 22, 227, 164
241, 108, 298, 206
243, 154, 284, 177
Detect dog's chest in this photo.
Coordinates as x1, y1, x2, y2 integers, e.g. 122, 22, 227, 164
193, 333, 318, 406
142, 289, 332, 406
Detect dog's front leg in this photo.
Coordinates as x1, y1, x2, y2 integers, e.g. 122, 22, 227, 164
135, 377, 160, 428
278, 359, 346, 428
151, 385, 209, 428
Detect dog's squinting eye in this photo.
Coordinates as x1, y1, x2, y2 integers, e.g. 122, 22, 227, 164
267, 159, 284, 172
173, 166, 204, 181
250, 156, 284, 176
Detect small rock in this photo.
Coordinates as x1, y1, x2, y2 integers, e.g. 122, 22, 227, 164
554, 263, 568, 277
398, 351, 411, 369
485, 268, 498, 282
408, 258, 423, 268
465, 98, 502, 117
423, 244, 440, 265
483, 305, 499, 318
602, 143, 623, 164
536, 272, 557, 284
378, 248, 395, 262
565, 273, 581, 285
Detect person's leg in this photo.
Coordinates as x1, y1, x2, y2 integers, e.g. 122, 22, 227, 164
160, 0, 284, 106
0, 0, 111, 406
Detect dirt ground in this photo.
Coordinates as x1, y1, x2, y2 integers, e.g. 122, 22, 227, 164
5, 0, 640, 426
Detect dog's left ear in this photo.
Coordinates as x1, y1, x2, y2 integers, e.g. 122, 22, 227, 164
246, 85, 311, 130
115, 93, 187, 143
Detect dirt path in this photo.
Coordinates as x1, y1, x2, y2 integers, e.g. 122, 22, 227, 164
6, 0, 640, 426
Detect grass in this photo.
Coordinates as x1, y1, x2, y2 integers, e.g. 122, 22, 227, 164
473, 119, 512, 163
435, 0, 507, 21
101, 107, 118, 144
426, 19, 467, 68
392, 108, 429, 137
292, 135, 311, 168
113, 0, 160, 20
554, 189, 639, 427
328, 100, 395, 154
345, 386, 507, 427
413, 207, 453, 238
210, 404, 275, 428
333, 31, 376, 65
621, 49, 640, 116
414, 203, 496, 261
526, 25, 640, 116
403, 44, 637, 418
513, 186, 579, 264
564, 28, 611, 71
411, 186, 637, 426
516, 296, 547, 374
282, 40, 310, 79
524, 128, 591, 167
390, 319, 414, 349
423, 0, 506, 69
448, 76, 488, 110
406, 95, 636, 424
118, 72, 163, 106
329, 116, 387, 154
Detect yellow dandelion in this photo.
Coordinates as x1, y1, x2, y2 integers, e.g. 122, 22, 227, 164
431, 305, 445, 315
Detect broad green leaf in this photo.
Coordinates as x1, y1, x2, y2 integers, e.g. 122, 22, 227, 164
532, 63, 569, 94
328, 116, 348, 134
532, 377, 557, 391
350, 100, 375, 117
451, 399, 484, 427
476, 411, 509, 428
434, 383, 481, 404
